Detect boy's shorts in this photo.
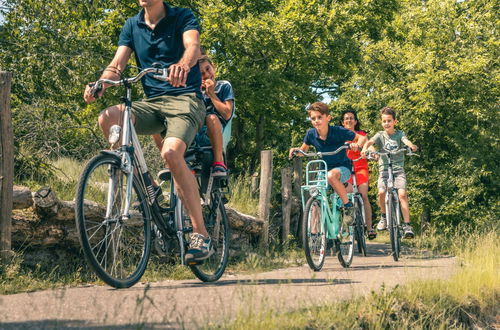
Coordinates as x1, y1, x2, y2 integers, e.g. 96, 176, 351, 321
348, 167, 369, 185
378, 169, 407, 191
329, 166, 351, 184
131, 93, 206, 147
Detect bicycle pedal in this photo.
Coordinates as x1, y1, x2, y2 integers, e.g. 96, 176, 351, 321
187, 260, 203, 266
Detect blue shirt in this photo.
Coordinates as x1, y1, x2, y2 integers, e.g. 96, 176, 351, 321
118, 2, 202, 98
304, 125, 356, 169
203, 80, 235, 127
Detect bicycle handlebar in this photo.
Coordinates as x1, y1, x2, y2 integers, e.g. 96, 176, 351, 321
366, 147, 419, 160
89, 66, 170, 98
291, 144, 349, 159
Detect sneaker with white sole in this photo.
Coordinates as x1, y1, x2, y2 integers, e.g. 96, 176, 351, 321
377, 214, 387, 231
185, 233, 214, 264
403, 224, 415, 239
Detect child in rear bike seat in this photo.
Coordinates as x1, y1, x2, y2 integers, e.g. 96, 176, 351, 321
289, 102, 367, 221
361, 106, 418, 238
192, 55, 235, 177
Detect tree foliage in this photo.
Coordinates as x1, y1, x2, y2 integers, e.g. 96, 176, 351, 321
0, 0, 497, 226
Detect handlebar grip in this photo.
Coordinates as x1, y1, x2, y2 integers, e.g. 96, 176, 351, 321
89, 81, 103, 98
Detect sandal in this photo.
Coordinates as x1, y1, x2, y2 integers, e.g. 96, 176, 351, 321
367, 229, 377, 240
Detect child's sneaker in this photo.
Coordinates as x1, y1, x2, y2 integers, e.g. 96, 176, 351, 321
211, 162, 228, 177
377, 214, 387, 231
185, 233, 214, 264
403, 224, 415, 239
341, 202, 354, 227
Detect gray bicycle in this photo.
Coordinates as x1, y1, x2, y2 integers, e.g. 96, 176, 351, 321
75, 66, 229, 288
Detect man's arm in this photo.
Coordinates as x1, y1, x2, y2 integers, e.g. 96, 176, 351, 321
169, 29, 201, 88
84, 46, 132, 103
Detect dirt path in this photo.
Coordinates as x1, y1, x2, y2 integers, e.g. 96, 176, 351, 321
0, 243, 456, 329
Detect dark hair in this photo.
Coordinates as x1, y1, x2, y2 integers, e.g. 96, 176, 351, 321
307, 102, 330, 116
340, 108, 362, 131
198, 54, 213, 66
380, 106, 396, 120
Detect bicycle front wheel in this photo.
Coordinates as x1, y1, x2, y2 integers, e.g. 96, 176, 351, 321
75, 153, 152, 288
190, 190, 229, 282
353, 195, 367, 257
303, 196, 327, 271
336, 208, 355, 268
389, 192, 401, 261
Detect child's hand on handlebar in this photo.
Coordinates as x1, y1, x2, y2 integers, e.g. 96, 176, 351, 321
349, 142, 360, 152
289, 148, 302, 159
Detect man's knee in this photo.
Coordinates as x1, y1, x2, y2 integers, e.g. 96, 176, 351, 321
98, 105, 123, 128
398, 189, 408, 199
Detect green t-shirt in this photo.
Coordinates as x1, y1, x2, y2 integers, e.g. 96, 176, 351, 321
370, 130, 406, 171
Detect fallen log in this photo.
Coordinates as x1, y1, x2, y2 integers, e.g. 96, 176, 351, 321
13, 185, 33, 209
11, 186, 263, 248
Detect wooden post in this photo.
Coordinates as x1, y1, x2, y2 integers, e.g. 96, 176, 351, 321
281, 167, 292, 242
251, 172, 259, 196
0, 72, 13, 261
292, 157, 303, 239
258, 150, 272, 246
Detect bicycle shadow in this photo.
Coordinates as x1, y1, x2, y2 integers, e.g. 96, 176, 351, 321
146, 277, 359, 290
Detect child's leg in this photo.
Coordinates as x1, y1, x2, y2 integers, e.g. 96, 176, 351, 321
328, 168, 348, 204
358, 182, 373, 229
398, 189, 410, 224
205, 114, 224, 164
378, 189, 386, 214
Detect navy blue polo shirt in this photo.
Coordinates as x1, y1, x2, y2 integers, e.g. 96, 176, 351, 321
118, 2, 202, 98
303, 125, 356, 169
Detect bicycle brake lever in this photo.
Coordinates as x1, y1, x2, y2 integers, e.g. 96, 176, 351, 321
152, 68, 170, 82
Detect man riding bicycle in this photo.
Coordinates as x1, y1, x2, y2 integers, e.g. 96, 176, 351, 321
83, 0, 213, 263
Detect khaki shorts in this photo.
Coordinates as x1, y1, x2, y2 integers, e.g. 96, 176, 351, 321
378, 169, 407, 191
132, 93, 206, 147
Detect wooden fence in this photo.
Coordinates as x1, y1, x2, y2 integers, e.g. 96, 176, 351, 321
0, 72, 13, 261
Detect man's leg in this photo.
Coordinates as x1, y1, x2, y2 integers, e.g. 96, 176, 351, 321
398, 189, 410, 224
161, 137, 208, 237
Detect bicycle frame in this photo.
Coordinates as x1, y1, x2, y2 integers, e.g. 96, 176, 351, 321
300, 159, 352, 240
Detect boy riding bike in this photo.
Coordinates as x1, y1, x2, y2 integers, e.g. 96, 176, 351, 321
289, 102, 367, 220
83, 0, 212, 263
361, 107, 418, 238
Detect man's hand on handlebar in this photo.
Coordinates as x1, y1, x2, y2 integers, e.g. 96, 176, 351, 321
168, 62, 190, 87
84, 82, 105, 104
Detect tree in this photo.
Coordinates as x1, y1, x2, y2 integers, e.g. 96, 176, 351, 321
334, 0, 499, 226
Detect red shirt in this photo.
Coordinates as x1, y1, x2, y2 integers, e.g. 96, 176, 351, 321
346, 130, 369, 171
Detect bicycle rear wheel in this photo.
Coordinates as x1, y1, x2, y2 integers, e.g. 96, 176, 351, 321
336, 209, 355, 268
303, 196, 327, 271
190, 190, 229, 282
389, 192, 401, 261
75, 153, 151, 288
353, 195, 367, 257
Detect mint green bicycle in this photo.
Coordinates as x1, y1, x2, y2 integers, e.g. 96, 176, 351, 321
293, 145, 355, 271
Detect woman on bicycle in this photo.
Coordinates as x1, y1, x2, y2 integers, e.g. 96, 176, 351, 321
340, 108, 376, 239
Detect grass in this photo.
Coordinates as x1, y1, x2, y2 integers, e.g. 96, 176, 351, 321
216, 229, 499, 329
